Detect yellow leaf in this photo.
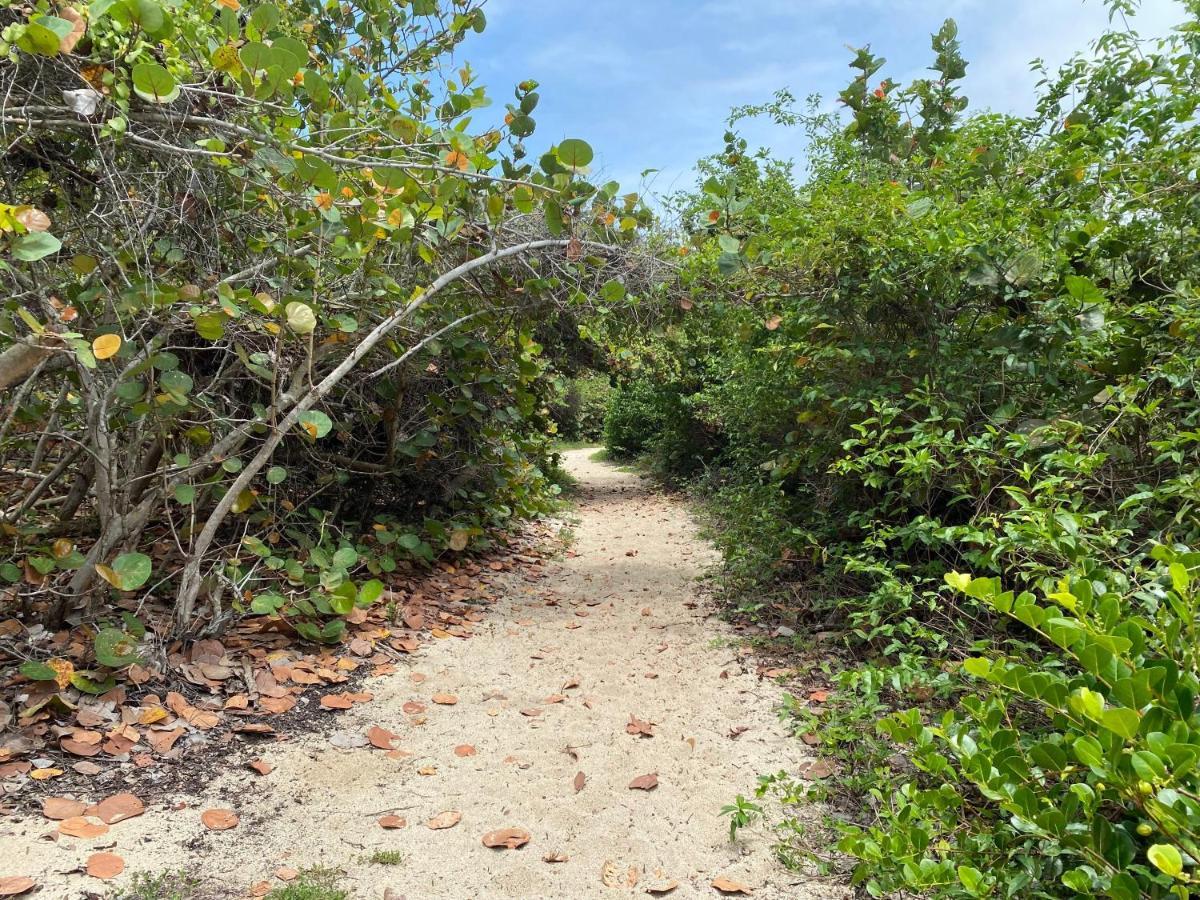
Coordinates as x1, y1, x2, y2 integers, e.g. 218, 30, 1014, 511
95, 564, 119, 588
52, 538, 75, 559
48, 658, 74, 690
301, 421, 319, 439
30, 768, 64, 780
92, 334, 122, 360
216, 0, 240, 9
314, 192, 333, 211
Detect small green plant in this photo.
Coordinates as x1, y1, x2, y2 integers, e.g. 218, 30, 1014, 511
721, 794, 763, 841
265, 868, 347, 900
108, 871, 205, 900
365, 850, 404, 866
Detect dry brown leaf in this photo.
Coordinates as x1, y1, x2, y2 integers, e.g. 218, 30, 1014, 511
85, 852, 124, 880
481, 827, 530, 849
728, 725, 750, 739
42, 797, 86, 820
402, 700, 426, 715
573, 771, 586, 793
543, 694, 567, 704
0, 877, 35, 897
275, 868, 299, 882
30, 768, 63, 780
644, 870, 679, 894
58, 6, 86, 53
601, 860, 623, 888
628, 773, 658, 791
87, 792, 144, 824
426, 810, 461, 830
367, 726, 400, 751
543, 851, 569, 863
248, 759, 274, 776
712, 875, 753, 894
520, 707, 542, 717
58, 816, 108, 839
200, 808, 239, 830
249, 882, 271, 898
431, 693, 458, 705
800, 759, 835, 779
626, 714, 655, 737
319, 693, 353, 710
378, 815, 406, 829
453, 744, 476, 757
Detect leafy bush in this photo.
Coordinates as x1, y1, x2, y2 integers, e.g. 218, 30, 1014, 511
549, 373, 612, 441
593, 3, 1200, 896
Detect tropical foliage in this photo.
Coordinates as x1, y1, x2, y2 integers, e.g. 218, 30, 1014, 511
601, 3, 1200, 896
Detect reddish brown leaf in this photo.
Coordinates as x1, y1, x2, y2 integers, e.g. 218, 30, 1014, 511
482, 827, 530, 849
248, 759, 273, 776
628, 773, 658, 791
431, 693, 458, 706
200, 808, 239, 830
728, 725, 750, 739
58, 816, 108, 838
520, 707, 542, 717
378, 815, 406, 829
319, 693, 353, 710
0, 877, 35, 896
42, 797, 86, 820
86, 793, 144, 824
453, 744, 477, 757
85, 852, 124, 880
275, 868, 299, 882
426, 810, 462, 830
543, 851, 569, 863
808, 689, 830, 702
573, 771, 586, 793
626, 714, 655, 737
367, 726, 400, 751
712, 875, 753, 894
800, 759, 835, 779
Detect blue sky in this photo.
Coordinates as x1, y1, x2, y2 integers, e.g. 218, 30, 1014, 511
457, 0, 1186, 198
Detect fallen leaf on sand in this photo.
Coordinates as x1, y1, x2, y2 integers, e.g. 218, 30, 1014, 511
367, 726, 400, 751
431, 693, 458, 705
30, 768, 63, 780
574, 771, 586, 792
808, 689, 830, 702
248, 759, 274, 775
328, 730, 369, 750
644, 870, 679, 894
249, 882, 271, 898
319, 693, 353, 710
87, 792, 144, 824
628, 773, 658, 791
427, 810, 461, 830
728, 725, 750, 739
200, 809, 239, 831
799, 759, 835, 779
482, 827, 530, 849
454, 744, 477, 757
601, 860, 623, 888
43, 797, 86, 820
626, 714, 655, 737
0, 877, 35, 896
543, 852, 569, 863
417, 765, 437, 775
85, 852, 124, 880
712, 875, 753, 894
58, 817, 108, 838
520, 707, 542, 717
378, 815, 406, 829
402, 701, 426, 715
275, 868, 299, 881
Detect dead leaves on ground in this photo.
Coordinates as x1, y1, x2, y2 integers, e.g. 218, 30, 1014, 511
200, 808, 239, 830
378, 815, 406, 829
0, 877, 36, 897
481, 826, 530, 849
85, 852, 124, 880
426, 810, 461, 830
712, 875, 754, 894
628, 773, 659, 791
626, 714, 655, 737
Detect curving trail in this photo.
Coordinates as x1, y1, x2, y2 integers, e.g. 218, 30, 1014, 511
8, 449, 846, 898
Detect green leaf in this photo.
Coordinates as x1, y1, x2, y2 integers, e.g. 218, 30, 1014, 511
93, 627, 142, 668
1100, 707, 1140, 739
173, 484, 195, 505
267, 466, 288, 485
1147, 844, 1183, 878
194, 313, 226, 341
70, 672, 117, 695
16, 22, 62, 56
109, 552, 153, 591
359, 579, 384, 605
298, 410, 333, 439
557, 138, 593, 169
12, 232, 62, 261
332, 547, 358, 569
286, 301, 317, 335
20, 660, 58, 681
131, 63, 180, 104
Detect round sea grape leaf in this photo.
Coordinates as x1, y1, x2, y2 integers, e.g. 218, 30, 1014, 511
94, 627, 142, 668
332, 547, 358, 569
298, 410, 333, 439
266, 466, 288, 484
557, 138, 593, 169
20, 660, 58, 681
131, 63, 180, 104
285, 301, 317, 335
106, 551, 152, 591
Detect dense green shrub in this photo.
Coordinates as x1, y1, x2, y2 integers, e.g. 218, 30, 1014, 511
549, 373, 612, 441
600, 4, 1200, 895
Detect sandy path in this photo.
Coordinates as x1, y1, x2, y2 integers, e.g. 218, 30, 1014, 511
7, 449, 845, 899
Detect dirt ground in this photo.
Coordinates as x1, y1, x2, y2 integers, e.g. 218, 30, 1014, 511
4, 448, 847, 899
